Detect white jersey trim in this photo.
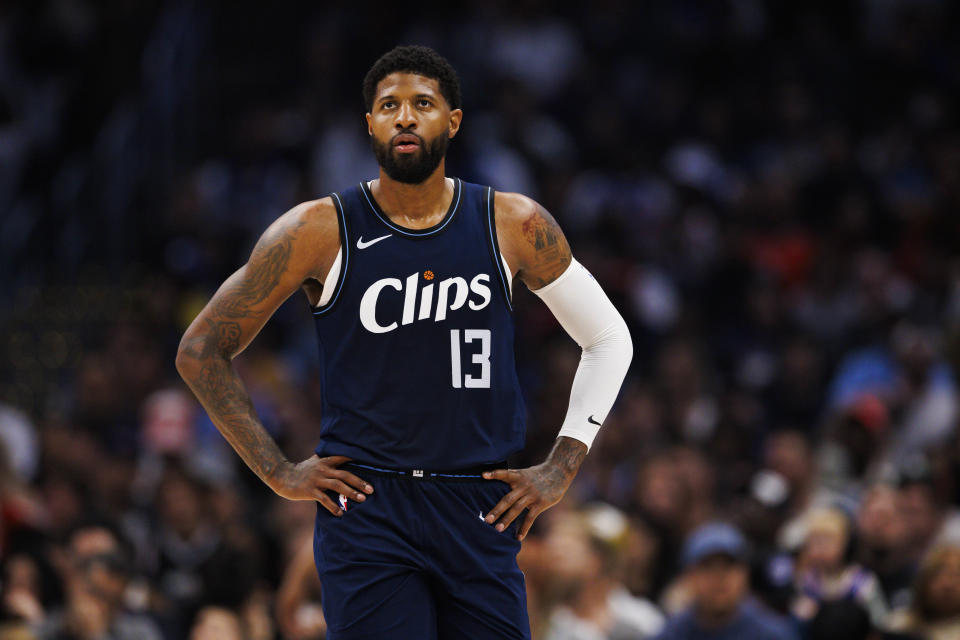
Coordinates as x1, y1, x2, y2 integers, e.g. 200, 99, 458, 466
500, 253, 513, 299
316, 247, 343, 308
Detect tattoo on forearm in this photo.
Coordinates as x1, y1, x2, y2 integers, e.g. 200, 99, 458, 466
179, 321, 285, 483
549, 436, 587, 477
177, 222, 306, 486
521, 208, 571, 289
530, 436, 588, 501
184, 353, 285, 483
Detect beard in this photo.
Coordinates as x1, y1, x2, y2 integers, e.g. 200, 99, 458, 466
371, 130, 448, 184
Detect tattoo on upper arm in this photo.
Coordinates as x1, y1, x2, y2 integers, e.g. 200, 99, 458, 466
213, 223, 302, 319
520, 207, 571, 289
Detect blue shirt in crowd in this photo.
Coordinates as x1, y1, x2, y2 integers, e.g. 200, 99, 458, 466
655, 599, 799, 640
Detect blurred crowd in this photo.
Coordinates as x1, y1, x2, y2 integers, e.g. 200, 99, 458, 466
2, 0, 960, 639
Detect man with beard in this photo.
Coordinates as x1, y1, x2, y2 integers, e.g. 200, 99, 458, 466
176, 45, 632, 639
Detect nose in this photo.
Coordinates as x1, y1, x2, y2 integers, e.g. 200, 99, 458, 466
395, 101, 417, 130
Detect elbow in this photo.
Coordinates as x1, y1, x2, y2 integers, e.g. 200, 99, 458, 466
174, 349, 194, 382
610, 318, 633, 378
618, 317, 633, 365
175, 336, 202, 381
582, 315, 633, 369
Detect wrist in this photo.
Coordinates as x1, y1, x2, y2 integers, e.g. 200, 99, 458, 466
545, 436, 587, 479
264, 457, 293, 492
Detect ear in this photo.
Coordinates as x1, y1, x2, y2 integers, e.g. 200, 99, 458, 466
365, 112, 373, 136
448, 108, 463, 139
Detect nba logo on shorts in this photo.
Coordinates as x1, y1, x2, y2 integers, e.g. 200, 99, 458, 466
338, 493, 349, 511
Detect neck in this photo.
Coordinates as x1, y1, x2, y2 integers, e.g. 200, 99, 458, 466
371, 163, 451, 228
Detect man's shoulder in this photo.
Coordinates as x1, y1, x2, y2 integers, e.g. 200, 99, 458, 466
491, 190, 541, 225
652, 609, 697, 639
114, 612, 164, 640
287, 196, 338, 226
655, 603, 798, 640
265, 197, 339, 246
252, 197, 341, 280
739, 600, 799, 640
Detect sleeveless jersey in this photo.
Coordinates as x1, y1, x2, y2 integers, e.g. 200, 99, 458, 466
311, 178, 526, 469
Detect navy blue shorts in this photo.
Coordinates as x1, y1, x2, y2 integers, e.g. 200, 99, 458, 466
312, 465, 531, 639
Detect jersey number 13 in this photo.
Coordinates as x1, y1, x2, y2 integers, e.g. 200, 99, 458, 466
450, 329, 490, 388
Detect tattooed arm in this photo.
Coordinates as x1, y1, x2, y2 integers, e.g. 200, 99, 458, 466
477, 193, 587, 539
175, 199, 373, 515
494, 192, 572, 290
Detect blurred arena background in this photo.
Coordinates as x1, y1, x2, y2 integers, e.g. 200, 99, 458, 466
2, 1, 960, 639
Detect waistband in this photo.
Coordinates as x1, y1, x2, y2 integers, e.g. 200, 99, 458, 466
342, 460, 507, 482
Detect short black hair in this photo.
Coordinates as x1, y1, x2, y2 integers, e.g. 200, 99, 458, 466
363, 45, 461, 112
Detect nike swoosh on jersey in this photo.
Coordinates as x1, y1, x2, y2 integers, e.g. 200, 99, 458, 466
356, 234, 392, 249
588, 415, 602, 426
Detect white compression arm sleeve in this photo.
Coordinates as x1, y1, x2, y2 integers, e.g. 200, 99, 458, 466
531, 258, 633, 449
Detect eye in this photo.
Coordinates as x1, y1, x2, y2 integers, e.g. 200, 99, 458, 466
418, 98, 432, 108
381, 101, 395, 109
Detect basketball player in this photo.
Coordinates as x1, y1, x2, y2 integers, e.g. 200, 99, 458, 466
176, 46, 632, 639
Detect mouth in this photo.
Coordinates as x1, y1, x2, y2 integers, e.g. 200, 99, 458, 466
392, 133, 422, 154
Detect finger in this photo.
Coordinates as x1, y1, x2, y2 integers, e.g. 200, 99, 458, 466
314, 491, 343, 517
320, 478, 367, 503
482, 468, 519, 482
518, 506, 542, 541
483, 488, 525, 524
329, 468, 374, 494
321, 455, 353, 466
494, 495, 534, 532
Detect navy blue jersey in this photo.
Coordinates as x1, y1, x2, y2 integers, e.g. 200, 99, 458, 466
311, 178, 526, 469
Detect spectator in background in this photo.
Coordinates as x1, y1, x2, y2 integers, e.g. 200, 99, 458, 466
763, 431, 817, 521
826, 320, 958, 473
887, 543, 960, 640
541, 504, 664, 640
857, 484, 917, 610
275, 533, 325, 640
0, 554, 45, 626
2, 2, 960, 637
886, 324, 958, 463
33, 522, 161, 640
791, 506, 888, 630
656, 522, 798, 640
633, 451, 694, 597
806, 599, 876, 640
189, 607, 244, 640
897, 470, 960, 555
151, 465, 262, 637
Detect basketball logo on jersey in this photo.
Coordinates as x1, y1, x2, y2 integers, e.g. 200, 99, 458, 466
359, 272, 492, 334
338, 493, 349, 511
